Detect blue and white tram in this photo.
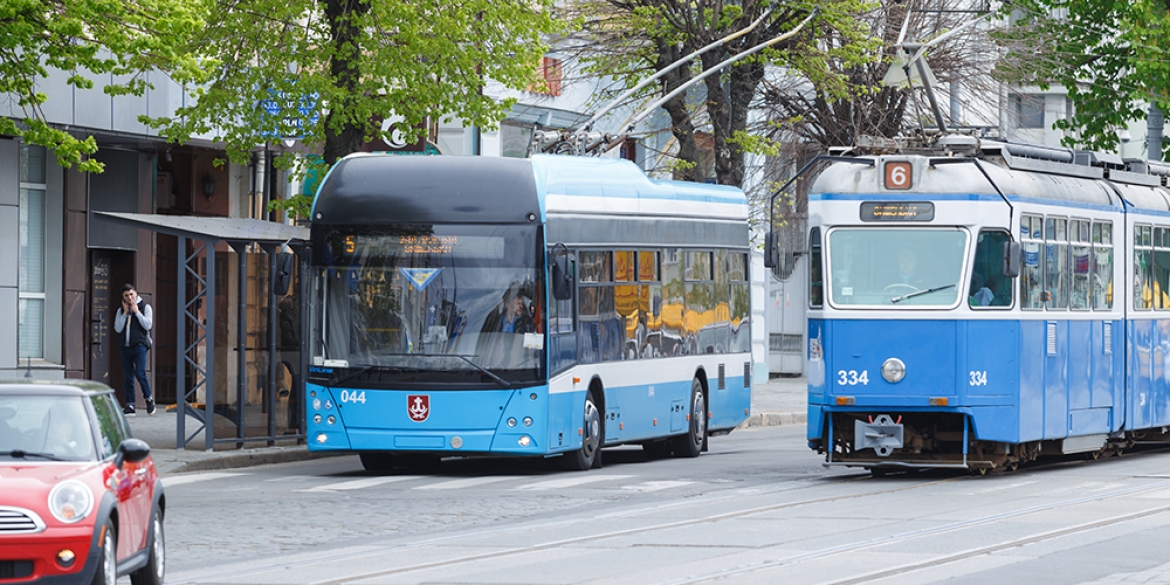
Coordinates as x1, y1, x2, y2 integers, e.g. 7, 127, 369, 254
780, 138, 1170, 472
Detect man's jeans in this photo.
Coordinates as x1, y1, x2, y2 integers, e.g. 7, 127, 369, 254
121, 343, 153, 406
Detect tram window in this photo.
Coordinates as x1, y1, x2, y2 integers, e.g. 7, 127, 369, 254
1021, 215, 1045, 310
1045, 217, 1068, 310
809, 228, 823, 308
1070, 219, 1091, 310
1155, 228, 1170, 310
970, 230, 1012, 308
1136, 225, 1153, 310
1093, 221, 1113, 310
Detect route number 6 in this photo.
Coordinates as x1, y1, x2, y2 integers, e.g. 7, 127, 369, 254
884, 161, 912, 190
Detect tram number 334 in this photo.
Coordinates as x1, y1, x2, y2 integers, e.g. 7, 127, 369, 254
969, 371, 988, 386
837, 370, 869, 386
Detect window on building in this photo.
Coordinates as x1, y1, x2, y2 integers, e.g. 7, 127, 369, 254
19, 143, 46, 359
1012, 94, 1045, 129
530, 57, 562, 96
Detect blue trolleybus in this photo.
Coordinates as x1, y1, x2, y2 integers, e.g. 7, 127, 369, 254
305, 154, 752, 470
773, 136, 1170, 473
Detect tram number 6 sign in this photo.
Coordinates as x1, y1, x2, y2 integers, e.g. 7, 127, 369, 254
884, 161, 912, 190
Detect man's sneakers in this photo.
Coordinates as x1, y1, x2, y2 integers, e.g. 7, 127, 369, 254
124, 404, 136, 417
146, 398, 156, 415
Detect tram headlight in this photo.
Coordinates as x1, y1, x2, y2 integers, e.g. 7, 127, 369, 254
882, 358, 906, 383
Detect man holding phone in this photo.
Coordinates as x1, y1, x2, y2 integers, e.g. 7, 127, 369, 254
114, 283, 155, 415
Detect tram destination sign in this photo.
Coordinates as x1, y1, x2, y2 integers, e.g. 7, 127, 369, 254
860, 201, 935, 222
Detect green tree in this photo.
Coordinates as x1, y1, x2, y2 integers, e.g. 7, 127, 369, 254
994, 0, 1170, 153
0, 0, 209, 171
145, 0, 564, 217
570, 0, 876, 187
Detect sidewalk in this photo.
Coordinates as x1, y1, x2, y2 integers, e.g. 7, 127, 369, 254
127, 376, 808, 475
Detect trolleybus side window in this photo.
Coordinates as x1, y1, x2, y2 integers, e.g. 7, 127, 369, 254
662, 248, 685, 356
1154, 227, 1170, 310
578, 251, 617, 363
685, 251, 716, 355
1136, 224, 1153, 310
810, 228, 823, 308
548, 251, 576, 374
969, 230, 1012, 308
1021, 215, 1044, 310
730, 252, 750, 353
1070, 219, 1091, 310
1045, 217, 1069, 310
637, 250, 663, 358
1092, 221, 1113, 310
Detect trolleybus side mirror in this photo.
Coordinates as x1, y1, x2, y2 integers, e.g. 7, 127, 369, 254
552, 255, 573, 300
1003, 241, 1021, 278
764, 231, 780, 269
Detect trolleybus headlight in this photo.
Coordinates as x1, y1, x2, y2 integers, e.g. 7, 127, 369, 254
316, 433, 328, 444
523, 417, 533, 427
313, 414, 322, 424
507, 417, 517, 427
327, 415, 336, 425
518, 435, 531, 447
882, 358, 906, 383
313, 398, 322, 411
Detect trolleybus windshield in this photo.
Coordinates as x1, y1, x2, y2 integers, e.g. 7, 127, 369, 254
309, 224, 543, 388
827, 227, 967, 307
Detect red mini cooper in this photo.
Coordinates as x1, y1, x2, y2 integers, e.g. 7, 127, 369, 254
0, 380, 164, 585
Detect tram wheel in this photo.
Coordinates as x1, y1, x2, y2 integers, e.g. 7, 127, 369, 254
563, 389, 603, 471
671, 378, 706, 458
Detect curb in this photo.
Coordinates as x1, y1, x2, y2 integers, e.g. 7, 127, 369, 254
157, 447, 347, 475
737, 411, 807, 429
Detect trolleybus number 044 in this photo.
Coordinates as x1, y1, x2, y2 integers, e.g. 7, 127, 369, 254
339, 390, 367, 404
837, 370, 869, 386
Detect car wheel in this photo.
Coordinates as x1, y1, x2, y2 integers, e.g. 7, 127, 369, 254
131, 507, 165, 585
90, 518, 117, 585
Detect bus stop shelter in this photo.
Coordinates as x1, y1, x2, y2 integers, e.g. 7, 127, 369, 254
97, 212, 309, 451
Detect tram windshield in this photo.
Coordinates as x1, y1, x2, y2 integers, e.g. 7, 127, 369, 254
309, 224, 543, 388
827, 228, 968, 307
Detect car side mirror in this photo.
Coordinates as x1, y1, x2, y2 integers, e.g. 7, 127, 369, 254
552, 255, 573, 301
1003, 240, 1021, 278
115, 438, 151, 469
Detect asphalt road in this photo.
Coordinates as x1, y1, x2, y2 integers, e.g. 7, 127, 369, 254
155, 425, 1170, 585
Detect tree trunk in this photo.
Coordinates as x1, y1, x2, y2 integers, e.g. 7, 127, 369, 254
657, 39, 700, 182
322, 0, 370, 166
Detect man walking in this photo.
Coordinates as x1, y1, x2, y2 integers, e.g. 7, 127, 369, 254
114, 283, 155, 415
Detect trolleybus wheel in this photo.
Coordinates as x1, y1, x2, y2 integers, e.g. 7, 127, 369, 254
563, 389, 602, 471
672, 378, 706, 458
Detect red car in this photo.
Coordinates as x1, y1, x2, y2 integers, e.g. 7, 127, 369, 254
0, 380, 164, 585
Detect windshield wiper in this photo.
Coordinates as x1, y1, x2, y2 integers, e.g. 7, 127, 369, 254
891, 284, 956, 304
0, 450, 66, 461
375, 353, 513, 388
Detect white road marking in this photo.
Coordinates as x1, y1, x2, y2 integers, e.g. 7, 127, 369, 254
298, 476, 422, 492
414, 476, 526, 490
514, 475, 635, 490
621, 480, 694, 493
162, 472, 249, 487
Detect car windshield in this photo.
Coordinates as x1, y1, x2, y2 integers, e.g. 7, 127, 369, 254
0, 395, 96, 462
827, 228, 968, 307
310, 224, 543, 387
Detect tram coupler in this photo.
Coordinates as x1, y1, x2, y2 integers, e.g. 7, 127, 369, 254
854, 414, 903, 457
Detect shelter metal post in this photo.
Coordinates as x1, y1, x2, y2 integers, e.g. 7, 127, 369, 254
231, 242, 248, 448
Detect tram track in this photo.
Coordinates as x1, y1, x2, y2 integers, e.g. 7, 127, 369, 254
167, 470, 955, 584
171, 464, 1170, 585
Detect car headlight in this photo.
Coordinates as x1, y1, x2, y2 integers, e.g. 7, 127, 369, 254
48, 481, 93, 524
